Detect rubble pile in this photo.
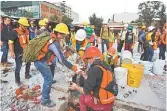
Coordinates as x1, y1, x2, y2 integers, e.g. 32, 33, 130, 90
55, 53, 85, 82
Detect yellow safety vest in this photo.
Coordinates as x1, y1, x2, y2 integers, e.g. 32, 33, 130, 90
70, 32, 76, 44
103, 52, 117, 65
146, 32, 153, 41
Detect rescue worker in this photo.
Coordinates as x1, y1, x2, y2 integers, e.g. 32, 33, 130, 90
140, 40, 154, 62
69, 46, 116, 111
36, 20, 48, 35
117, 24, 128, 52
101, 47, 119, 72
8, 17, 31, 85
159, 23, 166, 60
29, 20, 35, 40
124, 25, 135, 54
1, 16, 12, 67
152, 28, 160, 50
69, 24, 76, 46
34, 23, 83, 107
85, 27, 95, 46
43, 18, 49, 28
83, 21, 88, 29
138, 25, 146, 53
100, 24, 110, 53
72, 29, 91, 59
146, 26, 155, 42
109, 28, 115, 48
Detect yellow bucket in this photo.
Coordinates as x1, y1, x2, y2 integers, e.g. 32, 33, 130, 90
121, 64, 144, 88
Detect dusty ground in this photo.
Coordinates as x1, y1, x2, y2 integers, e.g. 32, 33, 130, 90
0, 43, 167, 111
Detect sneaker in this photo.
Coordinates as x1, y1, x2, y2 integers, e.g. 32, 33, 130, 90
41, 100, 56, 108
52, 80, 57, 84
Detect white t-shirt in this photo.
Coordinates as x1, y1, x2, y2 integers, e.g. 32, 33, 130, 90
120, 30, 127, 40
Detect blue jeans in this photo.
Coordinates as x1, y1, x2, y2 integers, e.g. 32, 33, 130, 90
159, 44, 166, 60
15, 53, 31, 80
1, 41, 8, 63
34, 60, 53, 104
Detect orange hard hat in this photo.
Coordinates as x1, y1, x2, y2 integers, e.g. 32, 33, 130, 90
107, 47, 116, 56
83, 46, 101, 59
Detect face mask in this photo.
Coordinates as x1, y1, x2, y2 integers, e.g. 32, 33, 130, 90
87, 63, 92, 69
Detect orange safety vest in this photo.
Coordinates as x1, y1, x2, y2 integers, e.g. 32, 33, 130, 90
91, 65, 115, 105
15, 28, 29, 49
36, 36, 56, 63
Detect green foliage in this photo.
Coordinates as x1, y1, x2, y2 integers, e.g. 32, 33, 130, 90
62, 15, 73, 25
89, 13, 103, 36
50, 14, 59, 23
138, 1, 166, 26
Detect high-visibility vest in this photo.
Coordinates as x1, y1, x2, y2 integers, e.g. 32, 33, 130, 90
14, 28, 29, 49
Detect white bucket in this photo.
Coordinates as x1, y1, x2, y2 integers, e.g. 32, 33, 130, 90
153, 59, 165, 75
152, 48, 160, 62
140, 61, 153, 74
121, 50, 133, 64
114, 67, 128, 87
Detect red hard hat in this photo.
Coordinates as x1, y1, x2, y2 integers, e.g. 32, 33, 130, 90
107, 47, 116, 56
83, 46, 101, 59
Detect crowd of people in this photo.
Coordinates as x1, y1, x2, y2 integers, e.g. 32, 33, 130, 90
0, 15, 166, 110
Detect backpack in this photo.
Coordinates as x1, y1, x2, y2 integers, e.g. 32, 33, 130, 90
22, 31, 50, 63
92, 65, 118, 105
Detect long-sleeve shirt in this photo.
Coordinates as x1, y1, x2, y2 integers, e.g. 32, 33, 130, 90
1, 24, 11, 41
51, 40, 73, 69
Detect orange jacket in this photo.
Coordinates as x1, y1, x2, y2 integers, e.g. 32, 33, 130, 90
14, 28, 29, 49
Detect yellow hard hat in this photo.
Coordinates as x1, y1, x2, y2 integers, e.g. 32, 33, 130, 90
38, 20, 47, 26
53, 23, 69, 34
83, 21, 88, 26
43, 18, 49, 23
142, 25, 146, 29
18, 17, 29, 27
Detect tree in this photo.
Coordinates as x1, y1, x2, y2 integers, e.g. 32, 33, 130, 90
138, 1, 166, 26
157, 3, 166, 26
23, 10, 33, 18
62, 15, 73, 25
50, 14, 59, 23
89, 13, 103, 36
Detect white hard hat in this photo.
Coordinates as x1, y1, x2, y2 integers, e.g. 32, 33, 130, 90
148, 26, 155, 31
75, 29, 86, 41
124, 24, 128, 27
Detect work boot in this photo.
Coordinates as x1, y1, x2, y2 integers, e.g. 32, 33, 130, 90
25, 72, 32, 79
15, 73, 21, 85
41, 100, 56, 108
52, 80, 57, 84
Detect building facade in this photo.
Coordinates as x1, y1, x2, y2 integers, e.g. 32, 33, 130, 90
72, 11, 79, 22
1, 1, 62, 22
